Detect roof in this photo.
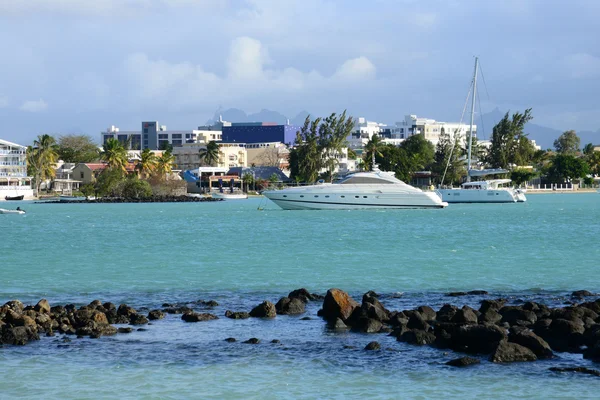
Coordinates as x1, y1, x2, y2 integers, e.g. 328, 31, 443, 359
0, 139, 26, 149
77, 162, 136, 172
227, 166, 292, 182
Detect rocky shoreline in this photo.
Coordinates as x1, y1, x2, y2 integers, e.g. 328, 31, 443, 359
2, 288, 600, 376
39, 195, 222, 204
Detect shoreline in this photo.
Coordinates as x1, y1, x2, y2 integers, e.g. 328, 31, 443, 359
526, 189, 598, 194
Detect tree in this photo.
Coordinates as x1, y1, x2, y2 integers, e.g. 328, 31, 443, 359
28, 134, 59, 195
510, 168, 537, 187
289, 116, 323, 182
319, 111, 354, 181
100, 138, 128, 173
80, 183, 95, 199
57, 134, 99, 163
119, 177, 152, 198
242, 172, 254, 192
487, 109, 534, 168
156, 150, 175, 178
363, 134, 385, 171
268, 173, 279, 187
159, 142, 174, 152
546, 154, 589, 183
95, 167, 125, 197
554, 130, 580, 155
399, 134, 435, 172
199, 141, 220, 166
583, 143, 595, 156
434, 128, 465, 185
136, 148, 158, 178
585, 151, 600, 177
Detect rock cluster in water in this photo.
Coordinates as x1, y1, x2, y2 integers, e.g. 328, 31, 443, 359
2, 288, 600, 374
42, 195, 222, 204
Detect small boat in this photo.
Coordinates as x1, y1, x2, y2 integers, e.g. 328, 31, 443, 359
4, 195, 24, 201
0, 208, 26, 215
211, 192, 248, 200
59, 195, 87, 202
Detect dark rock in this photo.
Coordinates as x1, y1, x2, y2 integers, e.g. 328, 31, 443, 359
148, 310, 165, 320
450, 323, 508, 354
452, 306, 479, 324
364, 341, 381, 351
243, 338, 260, 344
446, 292, 468, 297
163, 306, 193, 314
361, 296, 389, 322
3, 300, 24, 313
249, 301, 277, 318
388, 311, 409, 327
300, 317, 312, 321
197, 300, 219, 307
580, 300, 600, 314
490, 340, 537, 363
288, 288, 314, 302
224, 310, 251, 319
572, 290, 594, 298
363, 290, 379, 299
416, 306, 436, 321
407, 313, 430, 331
117, 304, 137, 318
137, 328, 147, 331
550, 367, 600, 377
343, 345, 356, 349
398, 330, 436, 346
275, 297, 305, 315
320, 289, 359, 323
509, 329, 553, 359
181, 312, 218, 323
34, 299, 51, 314
1, 325, 39, 345
583, 344, 600, 362
446, 356, 480, 367
468, 290, 488, 295
129, 314, 149, 325
437, 304, 459, 322
479, 308, 503, 324
118, 327, 133, 333
271, 339, 280, 344
500, 307, 537, 326
225, 337, 236, 342
351, 317, 382, 333
479, 299, 506, 314
328, 318, 349, 330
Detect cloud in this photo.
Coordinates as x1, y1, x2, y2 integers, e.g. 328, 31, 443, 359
122, 36, 376, 110
20, 99, 48, 112
563, 53, 600, 79
0, 96, 8, 108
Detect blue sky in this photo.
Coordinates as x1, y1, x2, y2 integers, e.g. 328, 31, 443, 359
1, 0, 599, 144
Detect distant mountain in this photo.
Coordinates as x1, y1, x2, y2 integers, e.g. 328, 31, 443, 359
478, 108, 600, 150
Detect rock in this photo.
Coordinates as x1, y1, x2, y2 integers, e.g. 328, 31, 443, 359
398, 330, 436, 345
300, 317, 312, 321
34, 299, 51, 314
542, 318, 586, 352
117, 327, 133, 333
288, 288, 314, 302
271, 339, 280, 344
479, 299, 506, 314
181, 312, 218, 323
446, 356, 481, 367
490, 340, 537, 363
500, 307, 537, 326
351, 317, 383, 333
3, 300, 24, 313
243, 338, 260, 344
328, 318, 349, 330
361, 296, 389, 322
224, 310, 251, 319
129, 314, 149, 325
275, 297, 306, 315
479, 308, 503, 324
509, 329, 553, 359
163, 306, 193, 315
446, 292, 467, 297
468, 290, 489, 295
364, 341, 381, 351
225, 337, 236, 342
407, 313, 430, 331
148, 310, 165, 320
549, 367, 600, 377
320, 289, 359, 323
452, 306, 479, 324
249, 301, 277, 318
572, 290, 594, 298
450, 323, 508, 354
416, 306, 436, 321
1, 325, 39, 345
388, 312, 409, 328
117, 304, 137, 318
583, 344, 600, 362
437, 304, 459, 322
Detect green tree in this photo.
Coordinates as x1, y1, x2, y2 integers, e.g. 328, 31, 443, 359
434, 128, 465, 185
289, 116, 323, 182
487, 109, 533, 168
119, 177, 152, 198
268, 173, 279, 187
554, 130, 580, 155
79, 183, 95, 199
546, 154, 589, 183
57, 134, 99, 163
242, 172, 254, 192
199, 141, 220, 166
95, 167, 125, 197
136, 148, 158, 178
363, 134, 385, 171
583, 143, 595, 156
28, 134, 59, 195
318, 111, 354, 181
585, 151, 600, 177
159, 142, 174, 152
510, 168, 537, 187
156, 150, 175, 178
100, 138, 128, 173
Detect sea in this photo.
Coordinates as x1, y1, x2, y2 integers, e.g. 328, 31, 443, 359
1, 193, 600, 399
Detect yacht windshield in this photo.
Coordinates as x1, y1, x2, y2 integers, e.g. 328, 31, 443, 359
339, 176, 394, 184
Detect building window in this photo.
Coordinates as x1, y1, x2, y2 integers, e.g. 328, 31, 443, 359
158, 134, 168, 139
172, 140, 182, 146
143, 128, 148, 134
171, 134, 182, 139
80, 172, 84, 179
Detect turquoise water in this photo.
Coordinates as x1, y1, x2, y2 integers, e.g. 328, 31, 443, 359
1, 194, 600, 399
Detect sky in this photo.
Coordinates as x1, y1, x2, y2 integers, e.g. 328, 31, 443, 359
1, 0, 599, 145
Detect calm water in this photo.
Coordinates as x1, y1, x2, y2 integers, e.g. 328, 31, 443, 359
1, 194, 600, 399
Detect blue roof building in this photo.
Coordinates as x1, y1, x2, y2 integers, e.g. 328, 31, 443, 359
221, 122, 301, 145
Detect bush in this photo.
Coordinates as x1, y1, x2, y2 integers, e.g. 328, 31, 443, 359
120, 178, 152, 198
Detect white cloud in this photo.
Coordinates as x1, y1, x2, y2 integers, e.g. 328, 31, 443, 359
0, 96, 8, 108
122, 36, 376, 110
563, 53, 600, 79
20, 99, 48, 112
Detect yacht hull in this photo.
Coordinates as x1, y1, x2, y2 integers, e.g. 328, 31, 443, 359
437, 188, 519, 203
263, 191, 447, 210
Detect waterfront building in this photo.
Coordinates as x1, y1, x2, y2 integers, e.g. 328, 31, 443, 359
52, 162, 81, 194
221, 120, 301, 145
245, 142, 289, 171
72, 162, 136, 185
392, 115, 476, 147
218, 143, 247, 168
101, 123, 222, 150
0, 139, 34, 199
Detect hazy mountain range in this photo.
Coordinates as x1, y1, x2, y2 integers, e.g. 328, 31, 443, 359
207, 107, 600, 150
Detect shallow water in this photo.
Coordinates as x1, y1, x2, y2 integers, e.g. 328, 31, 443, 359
1, 194, 600, 399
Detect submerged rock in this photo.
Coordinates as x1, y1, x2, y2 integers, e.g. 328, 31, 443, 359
224, 310, 250, 319
549, 367, 600, 377
181, 312, 218, 323
249, 301, 276, 318
446, 356, 481, 367
364, 341, 381, 351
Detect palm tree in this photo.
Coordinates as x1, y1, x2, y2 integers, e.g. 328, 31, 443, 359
199, 141, 220, 166
100, 138, 128, 173
242, 172, 254, 192
136, 148, 158, 179
29, 134, 59, 195
364, 135, 385, 171
156, 150, 175, 178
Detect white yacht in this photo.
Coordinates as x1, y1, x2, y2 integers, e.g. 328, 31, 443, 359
438, 57, 526, 204
262, 168, 448, 210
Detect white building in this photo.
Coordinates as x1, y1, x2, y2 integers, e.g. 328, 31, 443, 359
101, 123, 222, 150
0, 139, 34, 200
393, 115, 476, 147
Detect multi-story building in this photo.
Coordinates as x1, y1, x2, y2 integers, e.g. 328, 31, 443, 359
0, 139, 34, 199
101, 123, 223, 150
392, 115, 476, 147
221, 121, 301, 145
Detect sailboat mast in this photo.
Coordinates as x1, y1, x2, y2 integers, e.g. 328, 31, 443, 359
466, 57, 478, 183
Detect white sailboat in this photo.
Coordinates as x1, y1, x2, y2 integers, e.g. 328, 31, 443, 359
437, 57, 526, 203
